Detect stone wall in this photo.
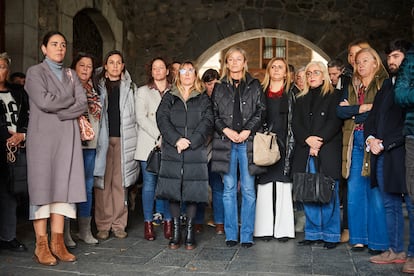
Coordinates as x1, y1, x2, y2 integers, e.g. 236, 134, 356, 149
4, 0, 413, 85
110, 0, 413, 85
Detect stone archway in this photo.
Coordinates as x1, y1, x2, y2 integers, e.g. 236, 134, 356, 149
58, 1, 122, 65
196, 29, 329, 69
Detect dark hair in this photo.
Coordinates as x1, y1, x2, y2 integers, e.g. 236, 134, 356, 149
42, 31, 67, 47
202, 68, 220, 82
288, 64, 295, 73
145, 57, 169, 85
70, 52, 96, 70
99, 50, 125, 80
10, 72, 25, 79
385, 39, 412, 55
327, 58, 345, 70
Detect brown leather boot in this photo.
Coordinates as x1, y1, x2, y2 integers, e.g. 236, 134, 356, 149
50, 232, 76, 262
33, 235, 57, 266
164, 220, 172, 240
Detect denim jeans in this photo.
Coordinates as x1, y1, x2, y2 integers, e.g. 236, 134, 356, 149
348, 131, 389, 250
348, 131, 369, 245
141, 161, 171, 222
78, 149, 96, 217
223, 142, 256, 243
303, 157, 340, 242
377, 154, 414, 254
194, 162, 224, 224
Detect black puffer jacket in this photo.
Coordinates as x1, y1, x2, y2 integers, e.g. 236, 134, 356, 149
211, 73, 266, 175
155, 87, 213, 203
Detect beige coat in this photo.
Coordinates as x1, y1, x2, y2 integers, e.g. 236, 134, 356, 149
134, 85, 163, 161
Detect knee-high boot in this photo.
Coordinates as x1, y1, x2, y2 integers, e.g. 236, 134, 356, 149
64, 219, 76, 248
169, 217, 181, 249
185, 218, 196, 250
78, 217, 98, 244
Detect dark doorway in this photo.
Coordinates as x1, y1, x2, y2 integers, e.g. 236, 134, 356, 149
73, 9, 103, 67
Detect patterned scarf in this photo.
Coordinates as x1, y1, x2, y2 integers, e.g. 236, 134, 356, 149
84, 80, 101, 121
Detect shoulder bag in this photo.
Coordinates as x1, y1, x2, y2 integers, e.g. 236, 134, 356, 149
253, 130, 280, 166
146, 136, 161, 174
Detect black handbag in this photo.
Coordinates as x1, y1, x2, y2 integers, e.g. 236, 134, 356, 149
7, 143, 28, 195
293, 156, 335, 204
146, 146, 161, 174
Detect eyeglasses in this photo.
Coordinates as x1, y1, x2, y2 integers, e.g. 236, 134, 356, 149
179, 68, 195, 75
306, 70, 322, 77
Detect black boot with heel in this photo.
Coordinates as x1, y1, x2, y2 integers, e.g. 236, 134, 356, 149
185, 218, 196, 250
169, 217, 181, 249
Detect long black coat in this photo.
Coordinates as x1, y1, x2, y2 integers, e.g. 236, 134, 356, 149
155, 87, 213, 203
292, 86, 342, 179
364, 79, 406, 193
257, 86, 295, 184
211, 73, 266, 175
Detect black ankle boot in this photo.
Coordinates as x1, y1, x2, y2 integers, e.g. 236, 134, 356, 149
169, 217, 181, 249
185, 218, 196, 250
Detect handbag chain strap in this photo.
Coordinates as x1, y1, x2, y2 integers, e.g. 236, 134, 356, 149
6, 142, 18, 163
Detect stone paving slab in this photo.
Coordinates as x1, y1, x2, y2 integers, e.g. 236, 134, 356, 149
0, 206, 410, 275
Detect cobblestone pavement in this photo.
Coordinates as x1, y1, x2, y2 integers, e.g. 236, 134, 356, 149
0, 203, 408, 275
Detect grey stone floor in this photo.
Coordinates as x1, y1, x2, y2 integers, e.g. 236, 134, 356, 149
0, 200, 408, 275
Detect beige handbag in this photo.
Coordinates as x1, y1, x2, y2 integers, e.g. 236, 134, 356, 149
253, 131, 281, 166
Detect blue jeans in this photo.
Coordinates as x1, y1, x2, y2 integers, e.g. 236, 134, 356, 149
194, 162, 224, 224
348, 131, 389, 250
78, 149, 96, 217
348, 131, 369, 245
223, 142, 256, 243
140, 161, 171, 222
303, 157, 341, 243
377, 155, 414, 254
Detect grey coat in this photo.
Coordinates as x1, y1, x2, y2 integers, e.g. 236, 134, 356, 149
25, 61, 87, 205
94, 69, 139, 189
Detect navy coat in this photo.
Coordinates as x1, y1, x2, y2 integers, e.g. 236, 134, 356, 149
364, 79, 406, 193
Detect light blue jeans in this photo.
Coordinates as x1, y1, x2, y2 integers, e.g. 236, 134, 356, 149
223, 142, 256, 243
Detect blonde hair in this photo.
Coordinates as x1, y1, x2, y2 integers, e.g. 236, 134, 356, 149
175, 61, 204, 94
298, 61, 334, 97
0, 52, 11, 68
353, 47, 388, 90
261, 57, 291, 92
221, 46, 248, 82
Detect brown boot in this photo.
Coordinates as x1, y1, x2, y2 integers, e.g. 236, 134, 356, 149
144, 221, 155, 241
33, 235, 57, 266
164, 220, 172, 240
50, 232, 76, 262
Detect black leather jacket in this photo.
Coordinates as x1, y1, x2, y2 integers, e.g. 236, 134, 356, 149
211, 73, 266, 175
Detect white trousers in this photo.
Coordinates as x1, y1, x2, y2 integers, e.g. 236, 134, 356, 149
254, 181, 295, 238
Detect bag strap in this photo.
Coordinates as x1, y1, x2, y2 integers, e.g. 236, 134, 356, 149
6, 142, 17, 163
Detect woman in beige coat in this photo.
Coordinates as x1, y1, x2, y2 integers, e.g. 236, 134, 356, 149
135, 57, 172, 241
